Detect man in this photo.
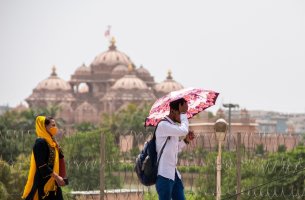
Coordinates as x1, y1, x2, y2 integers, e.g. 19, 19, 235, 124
155, 98, 195, 200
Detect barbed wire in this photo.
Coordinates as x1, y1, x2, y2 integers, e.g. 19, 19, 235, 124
1, 129, 305, 199
222, 165, 305, 200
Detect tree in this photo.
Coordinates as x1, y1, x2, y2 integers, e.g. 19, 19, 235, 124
0, 105, 62, 131
73, 122, 97, 132
61, 128, 121, 190
260, 146, 305, 200
0, 181, 8, 200
0, 154, 29, 200
194, 150, 269, 200
277, 144, 287, 153
0, 129, 35, 162
255, 144, 265, 156
101, 103, 154, 148
0, 106, 61, 162
0, 110, 21, 131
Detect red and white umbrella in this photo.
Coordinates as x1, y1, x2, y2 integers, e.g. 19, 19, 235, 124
145, 87, 219, 127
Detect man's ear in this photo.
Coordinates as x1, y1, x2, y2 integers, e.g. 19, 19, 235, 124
170, 108, 176, 115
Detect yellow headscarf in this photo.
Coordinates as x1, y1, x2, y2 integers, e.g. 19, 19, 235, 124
22, 116, 59, 199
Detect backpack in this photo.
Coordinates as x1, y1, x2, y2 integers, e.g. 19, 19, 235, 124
135, 119, 170, 186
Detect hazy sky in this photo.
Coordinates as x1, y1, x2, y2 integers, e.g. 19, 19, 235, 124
1, 0, 305, 113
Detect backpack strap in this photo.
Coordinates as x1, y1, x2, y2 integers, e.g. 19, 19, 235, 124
156, 136, 169, 167
154, 117, 171, 167
152, 118, 171, 140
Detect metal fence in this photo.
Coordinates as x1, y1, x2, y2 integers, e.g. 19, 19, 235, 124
0, 130, 304, 200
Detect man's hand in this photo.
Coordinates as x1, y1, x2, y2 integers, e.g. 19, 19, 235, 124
184, 131, 195, 144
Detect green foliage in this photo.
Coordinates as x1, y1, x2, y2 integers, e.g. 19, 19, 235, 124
0, 154, 29, 200
255, 144, 265, 156
195, 146, 305, 200
73, 122, 98, 132
178, 166, 201, 173
259, 146, 305, 199
0, 110, 22, 131
194, 151, 268, 200
195, 151, 217, 200
99, 102, 156, 171
101, 103, 152, 133
117, 162, 134, 172
61, 186, 73, 200
144, 190, 158, 200
277, 144, 287, 153
0, 130, 35, 162
3, 102, 304, 199
61, 128, 121, 190
180, 147, 209, 163
0, 181, 8, 200
0, 105, 64, 162
0, 105, 61, 132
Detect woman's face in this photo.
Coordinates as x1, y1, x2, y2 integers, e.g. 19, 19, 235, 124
46, 119, 58, 136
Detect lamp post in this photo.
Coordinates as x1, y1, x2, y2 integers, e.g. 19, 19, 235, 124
223, 103, 239, 149
214, 119, 228, 200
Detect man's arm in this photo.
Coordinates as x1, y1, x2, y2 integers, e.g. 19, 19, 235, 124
157, 114, 189, 137
178, 131, 195, 152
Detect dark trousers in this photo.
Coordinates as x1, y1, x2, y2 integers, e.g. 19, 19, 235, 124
156, 172, 185, 200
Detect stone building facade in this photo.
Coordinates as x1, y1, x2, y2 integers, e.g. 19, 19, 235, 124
188, 109, 301, 152
26, 38, 184, 124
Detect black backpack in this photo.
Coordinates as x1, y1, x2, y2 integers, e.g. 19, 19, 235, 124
135, 119, 170, 186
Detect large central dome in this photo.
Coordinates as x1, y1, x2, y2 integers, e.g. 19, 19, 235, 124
91, 38, 132, 69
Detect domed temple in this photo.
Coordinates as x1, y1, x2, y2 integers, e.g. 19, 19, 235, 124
26, 38, 184, 124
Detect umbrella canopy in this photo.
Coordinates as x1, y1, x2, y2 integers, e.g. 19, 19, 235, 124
145, 87, 219, 127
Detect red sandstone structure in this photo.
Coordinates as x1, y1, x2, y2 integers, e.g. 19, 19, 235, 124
26, 38, 183, 125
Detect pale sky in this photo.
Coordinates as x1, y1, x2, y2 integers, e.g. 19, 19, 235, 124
1, 0, 305, 113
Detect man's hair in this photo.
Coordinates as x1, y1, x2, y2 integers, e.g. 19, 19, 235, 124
169, 98, 187, 111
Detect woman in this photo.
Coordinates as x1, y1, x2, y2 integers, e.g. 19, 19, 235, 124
22, 116, 65, 200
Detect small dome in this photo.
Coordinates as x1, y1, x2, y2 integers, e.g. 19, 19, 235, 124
136, 65, 150, 76
36, 66, 71, 91
91, 38, 132, 67
154, 70, 183, 93
112, 74, 148, 90
112, 64, 128, 75
74, 63, 91, 75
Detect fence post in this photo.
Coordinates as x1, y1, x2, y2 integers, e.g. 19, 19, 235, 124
236, 132, 241, 200
100, 132, 105, 200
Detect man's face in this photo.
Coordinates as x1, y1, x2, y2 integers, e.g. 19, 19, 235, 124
171, 101, 188, 123
173, 110, 181, 123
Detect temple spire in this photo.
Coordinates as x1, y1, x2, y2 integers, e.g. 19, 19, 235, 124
128, 63, 133, 72
167, 69, 173, 80
51, 65, 57, 76
109, 37, 117, 50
